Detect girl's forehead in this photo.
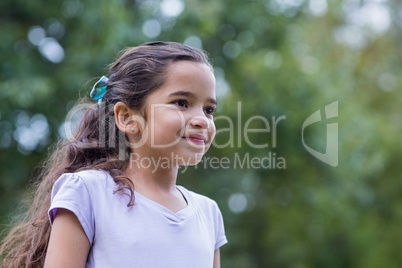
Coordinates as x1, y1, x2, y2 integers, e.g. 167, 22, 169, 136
146, 62, 216, 103
161, 62, 215, 90
166, 61, 214, 77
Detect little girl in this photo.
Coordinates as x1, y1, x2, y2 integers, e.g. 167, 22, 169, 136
0, 41, 227, 267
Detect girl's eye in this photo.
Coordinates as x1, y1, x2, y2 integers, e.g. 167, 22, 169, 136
205, 106, 216, 115
173, 99, 188, 107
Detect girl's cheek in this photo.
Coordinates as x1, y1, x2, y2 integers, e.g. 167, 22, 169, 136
156, 111, 184, 136
164, 107, 186, 122
210, 120, 216, 133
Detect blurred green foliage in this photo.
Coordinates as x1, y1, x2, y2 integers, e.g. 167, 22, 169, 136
1, 0, 401, 267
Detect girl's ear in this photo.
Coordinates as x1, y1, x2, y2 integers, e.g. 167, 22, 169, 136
114, 102, 141, 134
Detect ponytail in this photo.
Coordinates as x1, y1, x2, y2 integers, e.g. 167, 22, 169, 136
0, 100, 134, 267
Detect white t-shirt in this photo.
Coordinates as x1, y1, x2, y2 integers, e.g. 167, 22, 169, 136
48, 170, 228, 268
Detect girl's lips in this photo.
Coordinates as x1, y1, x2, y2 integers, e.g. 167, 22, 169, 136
187, 137, 205, 144
182, 134, 206, 145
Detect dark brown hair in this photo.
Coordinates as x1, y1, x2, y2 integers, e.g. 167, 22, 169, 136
0, 41, 211, 267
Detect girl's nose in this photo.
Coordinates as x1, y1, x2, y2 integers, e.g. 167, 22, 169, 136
189, 115, 210, 129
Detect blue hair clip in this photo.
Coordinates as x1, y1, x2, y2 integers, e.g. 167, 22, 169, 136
90, 76, 109, 104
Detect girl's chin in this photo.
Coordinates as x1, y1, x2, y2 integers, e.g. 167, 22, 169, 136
176, 153, 205, 166
178, 160, 201, 166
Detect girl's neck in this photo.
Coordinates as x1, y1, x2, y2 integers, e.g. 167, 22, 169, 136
125, 162, 188, 213
125, 160, 179, 194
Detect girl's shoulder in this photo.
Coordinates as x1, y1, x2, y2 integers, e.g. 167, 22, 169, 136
53, 169, 115, 193
73, 169, 111, 182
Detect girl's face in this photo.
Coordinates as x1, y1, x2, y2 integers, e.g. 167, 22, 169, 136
138, 61, 216, 165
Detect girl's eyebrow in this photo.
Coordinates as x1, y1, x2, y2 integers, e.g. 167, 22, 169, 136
168, 91, 217, 105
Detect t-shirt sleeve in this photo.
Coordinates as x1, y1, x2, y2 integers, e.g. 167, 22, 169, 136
213, 201, 228, 250
48, 173, 95, 244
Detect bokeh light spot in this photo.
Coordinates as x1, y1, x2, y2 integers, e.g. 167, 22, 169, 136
160, 0, 184, 17
38, 38, 65, 63
28, 26, 46, 46
228, 193, 248, 213
142, 19, 162, 38
184, 36, 202, 49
